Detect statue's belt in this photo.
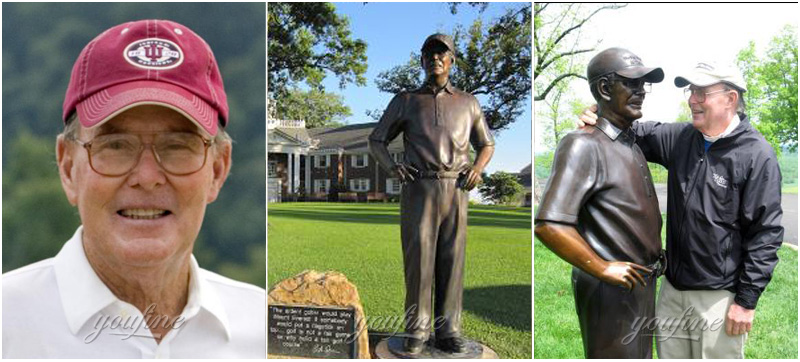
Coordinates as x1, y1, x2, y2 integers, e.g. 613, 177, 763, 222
417, 170, 463, 179
643, 250, 668, 278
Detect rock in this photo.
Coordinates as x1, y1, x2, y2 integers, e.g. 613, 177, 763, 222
268, 270, 370, 359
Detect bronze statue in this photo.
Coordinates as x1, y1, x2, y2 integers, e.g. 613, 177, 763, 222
369, 33, 494, 356
534, 47, 666, 358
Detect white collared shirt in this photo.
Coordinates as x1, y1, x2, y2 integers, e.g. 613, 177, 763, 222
2, 227, 266, 358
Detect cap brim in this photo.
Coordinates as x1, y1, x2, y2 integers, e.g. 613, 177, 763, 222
674, 73, 723, 88
422, 39, 453, 53
76, 80, 218, 136
616, 67, 664, 83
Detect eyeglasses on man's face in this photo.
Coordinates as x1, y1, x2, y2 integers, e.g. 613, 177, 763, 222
608, 74, 652, 93
683, 86, 732, 103
70, 132, 214, 177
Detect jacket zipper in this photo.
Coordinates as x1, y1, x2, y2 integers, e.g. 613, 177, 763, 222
675, 152, 706, 278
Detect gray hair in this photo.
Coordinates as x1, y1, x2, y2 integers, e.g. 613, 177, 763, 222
721, 83, 746, 117
62, 112, 232, 147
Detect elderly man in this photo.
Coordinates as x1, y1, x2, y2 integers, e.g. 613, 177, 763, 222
579, 61, 784, 358
369, 33, 494, 356
2, 20, 265, 358
535, 48, 666, 358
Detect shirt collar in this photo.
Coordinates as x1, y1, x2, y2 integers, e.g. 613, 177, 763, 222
595, 117, 636, 145
702, 113, 741, 143
54, 226, 231, 340
422, 80, 455, 95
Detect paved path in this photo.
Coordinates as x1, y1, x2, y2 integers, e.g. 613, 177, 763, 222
654, 184, 797, 246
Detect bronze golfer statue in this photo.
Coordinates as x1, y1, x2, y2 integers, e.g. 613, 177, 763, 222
534, 48, 666, 358
369, 33, 495, 356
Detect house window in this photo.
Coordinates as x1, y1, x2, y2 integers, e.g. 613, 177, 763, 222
351, 154, 368, 168
314, 154, 330, 168
350, 178, 370, 192
386, 178, 402, 194
268, 161, 277, 178
391, 152, 404, 163
314, 179, 330, 193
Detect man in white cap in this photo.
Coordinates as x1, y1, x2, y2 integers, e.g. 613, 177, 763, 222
3, 20, 265, 358
579, 61, 784, 358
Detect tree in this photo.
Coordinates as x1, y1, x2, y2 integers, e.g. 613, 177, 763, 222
534, 3, 626, 102
374, 3, 531, 131
675, 101, 692, 123
275, 88, 351, 128
479, 171, 524, 205
737, 25, 798, 153
268, 2, 368, 96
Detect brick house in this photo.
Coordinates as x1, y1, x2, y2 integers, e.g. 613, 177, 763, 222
267, 119, 404, 202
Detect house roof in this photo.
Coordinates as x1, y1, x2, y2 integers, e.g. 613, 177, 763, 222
309, 122, 403, 153
518, 163, 532, 188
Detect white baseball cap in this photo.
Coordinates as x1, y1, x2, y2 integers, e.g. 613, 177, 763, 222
674, 61, 747, 92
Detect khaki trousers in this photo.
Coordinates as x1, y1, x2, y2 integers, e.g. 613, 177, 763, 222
656, 278, 746, 359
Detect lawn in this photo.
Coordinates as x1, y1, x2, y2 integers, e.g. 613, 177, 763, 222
534, 213, 799, 358
268, 202, 532, 359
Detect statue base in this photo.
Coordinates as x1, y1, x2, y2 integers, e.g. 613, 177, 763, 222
374, 336, 498, 359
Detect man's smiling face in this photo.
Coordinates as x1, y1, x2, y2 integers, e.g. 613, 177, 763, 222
58, 105, 230, 268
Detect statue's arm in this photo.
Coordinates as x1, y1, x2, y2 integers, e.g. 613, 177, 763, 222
368, 93, 416, 182
534, 221, 609, 277
535, 221, 652, 290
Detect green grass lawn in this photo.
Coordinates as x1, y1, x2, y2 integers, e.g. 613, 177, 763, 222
534, 213, 798, 358
268, 202, 532, 359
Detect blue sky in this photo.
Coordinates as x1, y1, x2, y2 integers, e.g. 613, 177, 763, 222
319, 2, 531, 174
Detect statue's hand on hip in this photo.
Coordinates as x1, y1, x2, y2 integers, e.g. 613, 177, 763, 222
599, 261, 652, 291
459, 166, 483, 191
394, 163, 418, 184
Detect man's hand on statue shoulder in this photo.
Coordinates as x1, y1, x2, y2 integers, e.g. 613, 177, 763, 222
576, 104, 599, 128
725, 302, 755, 336
599, 261, 652, 291
394, 163, 418, 184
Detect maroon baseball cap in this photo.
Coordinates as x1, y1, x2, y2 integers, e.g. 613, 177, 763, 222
63, 19, 228, 136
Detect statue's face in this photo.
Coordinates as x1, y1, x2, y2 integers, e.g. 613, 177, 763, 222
604, 75, 647, 122
421, 42, 453, 79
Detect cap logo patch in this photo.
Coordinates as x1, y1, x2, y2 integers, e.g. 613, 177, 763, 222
696, 62, 715, 71
124, 38, 183, 70
622, 54, 643, 66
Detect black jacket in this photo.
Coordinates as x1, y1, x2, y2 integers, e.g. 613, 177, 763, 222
633, 115, 783, 309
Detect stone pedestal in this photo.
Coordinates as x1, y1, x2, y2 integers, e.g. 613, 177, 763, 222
268, 270, 370, 359
374, 336, 498, 359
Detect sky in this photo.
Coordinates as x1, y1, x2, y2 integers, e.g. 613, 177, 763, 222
320, 2, 532, 174
534, 3, 799, 153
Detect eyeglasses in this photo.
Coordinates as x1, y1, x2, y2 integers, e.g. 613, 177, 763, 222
70, 132, 214, 177
683, 87, 732, 103
608, 74, 652, 93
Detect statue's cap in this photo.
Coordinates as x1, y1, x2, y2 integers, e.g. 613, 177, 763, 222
587, 47, 664, 83
421, 33, 455, 53
674, 61, 747, 92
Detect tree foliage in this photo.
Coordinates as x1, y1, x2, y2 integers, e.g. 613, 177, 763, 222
534, 3, 626, 102
268, 2, 367, 95
737, 25, 798, 153
675, 101, 692, 123
275, 88, 352, 128
479, 171, 524, 205
374, 3, 531, 131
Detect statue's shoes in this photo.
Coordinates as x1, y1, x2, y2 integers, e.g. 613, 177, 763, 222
435, 336, 466, 354
403, 337, 425, 354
